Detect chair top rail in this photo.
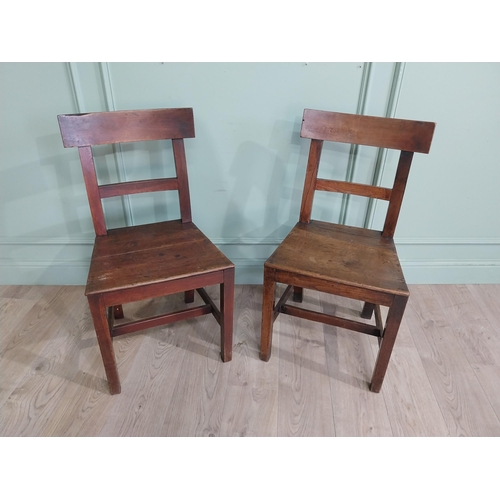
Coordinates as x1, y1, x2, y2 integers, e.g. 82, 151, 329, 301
301, 109, 435, 154
58, 108, 195, 147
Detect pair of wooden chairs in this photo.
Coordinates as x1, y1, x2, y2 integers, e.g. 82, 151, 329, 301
58, 108, 435, 395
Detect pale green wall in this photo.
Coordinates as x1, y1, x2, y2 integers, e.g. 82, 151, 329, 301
1, 62, 499, 285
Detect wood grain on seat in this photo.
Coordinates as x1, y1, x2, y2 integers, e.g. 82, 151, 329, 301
266, 221, 409, 297
86, 220, 233, 296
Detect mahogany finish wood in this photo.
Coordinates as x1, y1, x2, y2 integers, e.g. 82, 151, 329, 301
58, 108, 195, 147
111, 304, 212, 338
57, 108, 234, 395
99, 178, 179, 198
280, 304, 382, 337
315, 178, 392, 201
260, 108, 435, 392
300, 109, 434, 153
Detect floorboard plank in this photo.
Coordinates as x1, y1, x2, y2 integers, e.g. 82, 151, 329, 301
160, 288, 232, 436
99, 295, 194, 436
1, 284, 499, 437
406, 286, 500, 436
435, 285, 500, 366
0, 286, 82, 407
378, 301, 449, 437
0, 297, 38, 353
320, 293, 393, 436
466, 285, 500, 329
277, 288, 336, 437
0, 294, 92, 436
221, 285, 278, 436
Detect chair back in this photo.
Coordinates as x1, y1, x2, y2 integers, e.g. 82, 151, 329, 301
58, 108, 195, 236
298, 109, 435, 237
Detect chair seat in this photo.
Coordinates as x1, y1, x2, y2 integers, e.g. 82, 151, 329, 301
266, 220, 409, 297
85, 220, 233, 296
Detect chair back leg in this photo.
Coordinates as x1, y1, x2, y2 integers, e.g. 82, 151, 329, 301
113, 305, 124, 319
292, 286, 303, 303
220, 268, 235, 362
259, 268, 276, 362
360, 302, 375, 319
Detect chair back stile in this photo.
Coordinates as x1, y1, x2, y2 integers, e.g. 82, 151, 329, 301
78, 145, 107, 236
299, 139, 323, 223
172, 138, 192, 223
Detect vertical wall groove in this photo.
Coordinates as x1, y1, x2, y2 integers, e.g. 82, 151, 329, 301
98, 62, 134, 226
363, 62, 406, 229
67, 63, 86, 113
338, 62, 372, 224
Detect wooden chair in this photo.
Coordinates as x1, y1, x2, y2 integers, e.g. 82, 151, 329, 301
260, 109, 435, 392
57, 108, 234, 395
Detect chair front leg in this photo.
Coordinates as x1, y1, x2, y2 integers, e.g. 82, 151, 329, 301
87, 295, 121, 395
220, 267, 234, 362
260, 267, 276, 362
370, 294, 408, 393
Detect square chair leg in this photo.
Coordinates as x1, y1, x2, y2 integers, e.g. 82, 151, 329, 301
260, 268, 276, 362
370, 294, 408, 393
87, 295, 121, 395
220, 267, 235, 362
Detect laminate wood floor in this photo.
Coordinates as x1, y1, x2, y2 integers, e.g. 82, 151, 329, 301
1, 284, 499, 436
